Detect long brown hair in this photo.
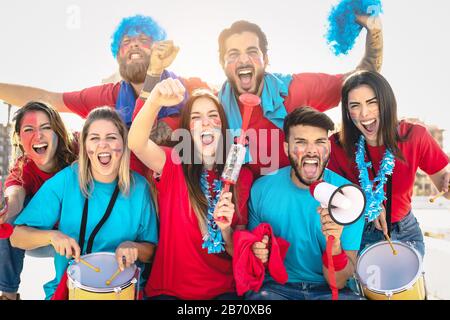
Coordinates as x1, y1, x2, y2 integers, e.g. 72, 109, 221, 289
10, 101, 77, 183
176, 89, 240, 233
340, 70, 410, 160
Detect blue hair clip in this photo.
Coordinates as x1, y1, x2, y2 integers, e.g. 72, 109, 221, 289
326, 0, 383, 56
110, 14, 167, 58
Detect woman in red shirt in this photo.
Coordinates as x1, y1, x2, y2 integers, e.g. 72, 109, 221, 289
0, 101, 78, 300
129, 78, 253, 299
328, 71, 449, 257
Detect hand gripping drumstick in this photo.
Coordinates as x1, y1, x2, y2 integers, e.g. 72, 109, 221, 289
215, 94, 260, 222
106, 256, 127, 285
429, 184, 450, 203
51, 241, 101, 272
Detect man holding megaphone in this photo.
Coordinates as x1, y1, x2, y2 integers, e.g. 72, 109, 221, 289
246, 107, 365, 300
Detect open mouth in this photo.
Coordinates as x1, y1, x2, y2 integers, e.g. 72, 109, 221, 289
97, 152, 112, 166
200, 131, 215, 146
128, 51, 144, 62
32, 143, 48, 155
301, 158, 320, 179
236, 68, 254, 90
360, 119, 377, 135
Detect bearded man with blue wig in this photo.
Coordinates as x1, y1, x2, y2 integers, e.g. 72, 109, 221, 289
0, 15, 208, 176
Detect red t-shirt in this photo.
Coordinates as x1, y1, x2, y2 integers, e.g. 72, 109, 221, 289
62, 78, 210, 121
328, 121, 449, 223
243, 73, 343, 178
145, 147, 253, 299
5, 157, 55, 195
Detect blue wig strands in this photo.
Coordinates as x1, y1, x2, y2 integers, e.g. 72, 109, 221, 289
326, 0, 383, 56
110, 15, 167, 58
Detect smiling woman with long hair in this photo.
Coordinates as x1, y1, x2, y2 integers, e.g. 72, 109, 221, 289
0, 101, 77, 300
328, 70, 450, 257
10, 107, 158, 300
128, 78, 253, 300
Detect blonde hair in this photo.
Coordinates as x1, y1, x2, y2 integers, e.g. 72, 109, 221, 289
78, 107, 131, 198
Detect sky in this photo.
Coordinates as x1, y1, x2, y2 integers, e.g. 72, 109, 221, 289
0, 0, 449, 151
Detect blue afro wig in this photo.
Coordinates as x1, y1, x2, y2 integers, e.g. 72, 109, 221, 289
110, 15, 167, 58
326, 0, 383, 56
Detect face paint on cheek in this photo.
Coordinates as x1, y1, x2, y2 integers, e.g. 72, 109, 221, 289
86, 143, 96, 156
119, 45, 129, 58
249, 55, 264, 67
112, 148, 123, 155
211, 118, 222, 128
348, 110, 359, 126
50, 132, 58, 150
318, 145, 329, 165
224, 60, 238, 75
140, 42, 151, 50
294, 146, 304, 164
189, 120, 198, 130
20, 132, 35, 154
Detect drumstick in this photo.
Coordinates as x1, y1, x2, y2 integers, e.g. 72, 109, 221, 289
429, 190, 446, 203
429, 183, 450, 203
106, 268, 122, 286
384, 233, 398, 256
79, 258, 101, 272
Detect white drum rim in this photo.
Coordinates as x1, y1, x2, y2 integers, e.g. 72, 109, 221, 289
356, 240, 423, 295
67, 252, 137, 293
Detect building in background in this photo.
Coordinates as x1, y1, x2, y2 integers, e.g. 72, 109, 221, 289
0, 103, 14, 181
0, 123, 12, 181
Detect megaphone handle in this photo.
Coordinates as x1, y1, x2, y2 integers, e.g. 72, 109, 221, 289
215, 183, 231, 223
238, 105, 255, 145
326, 235, 339, 300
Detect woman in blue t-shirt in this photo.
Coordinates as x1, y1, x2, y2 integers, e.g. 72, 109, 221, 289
10, 107, 158, 299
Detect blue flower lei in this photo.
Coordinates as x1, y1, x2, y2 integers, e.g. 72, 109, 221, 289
355, 135, 395, 222
200, 170, 225, 254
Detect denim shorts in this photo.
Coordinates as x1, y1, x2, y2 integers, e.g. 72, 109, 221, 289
359, 211, 425, 258
245, 280, 365, 300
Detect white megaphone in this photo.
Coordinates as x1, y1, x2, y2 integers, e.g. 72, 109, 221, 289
309, 180, 366, 226
309, 180, 366, 300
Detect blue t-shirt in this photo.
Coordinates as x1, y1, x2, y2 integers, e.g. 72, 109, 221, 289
248, 167, 364, 284
14, 163, 158, 299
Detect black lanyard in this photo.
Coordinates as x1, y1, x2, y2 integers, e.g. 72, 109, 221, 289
78, 185, 120, 254
364, 144, 393, 236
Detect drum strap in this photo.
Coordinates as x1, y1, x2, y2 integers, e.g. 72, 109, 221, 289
78, 185, 120, 254
364, 144, 393, 236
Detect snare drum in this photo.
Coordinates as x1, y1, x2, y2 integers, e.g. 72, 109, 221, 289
356, 241, 426, 300
67, 252, 138, 300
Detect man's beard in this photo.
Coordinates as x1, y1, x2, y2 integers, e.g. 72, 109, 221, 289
226, 67, 264, 95
288, 153, 328, 186
118, 52, 150, 84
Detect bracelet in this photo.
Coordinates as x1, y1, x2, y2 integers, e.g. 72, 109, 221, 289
322, 250, 348, 271
146, 72, 162, 78
139, 91, 150, 99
